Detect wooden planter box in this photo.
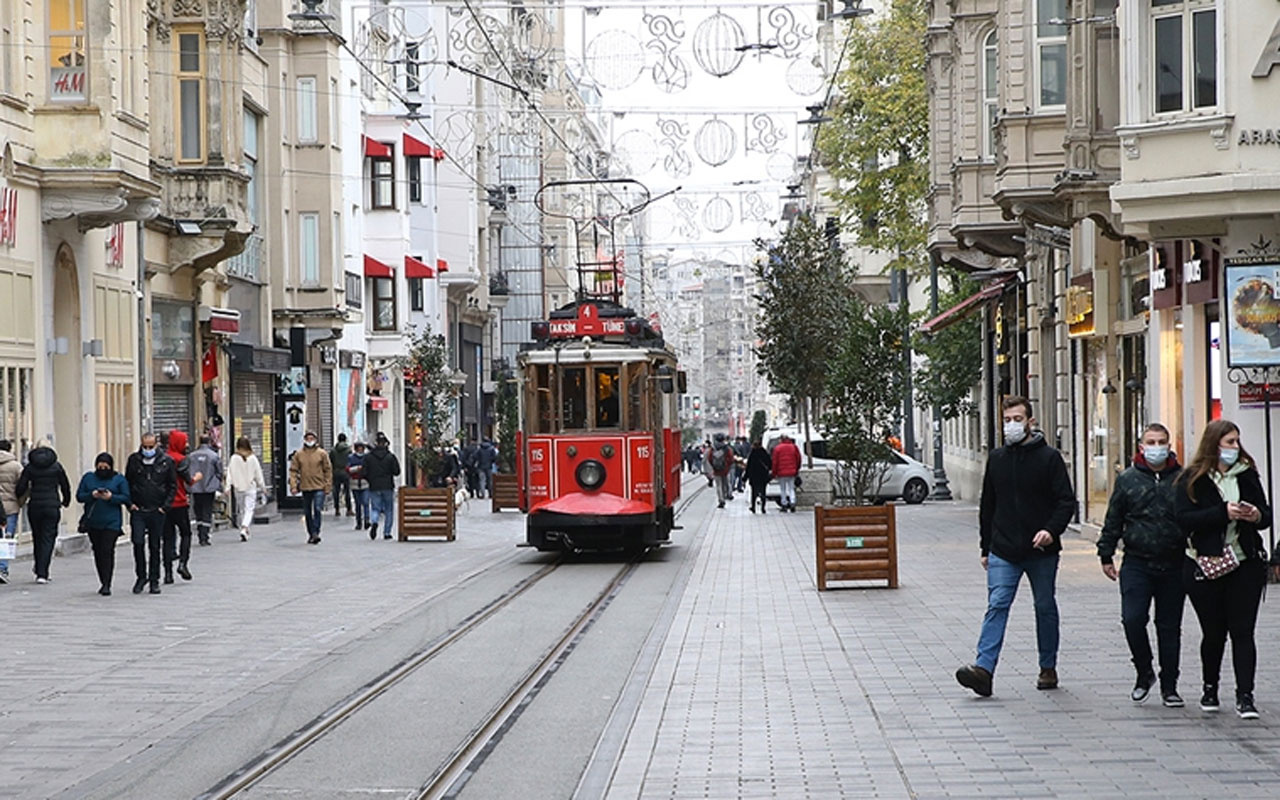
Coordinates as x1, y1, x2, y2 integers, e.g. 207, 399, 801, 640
490, 473, 521, 512
397, 487, 456, 542
814, 504, 898, 590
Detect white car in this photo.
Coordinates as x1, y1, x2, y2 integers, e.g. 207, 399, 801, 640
762, 430, 935, 505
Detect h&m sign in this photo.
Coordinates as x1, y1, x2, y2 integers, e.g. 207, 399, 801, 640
0, 186, 16, 247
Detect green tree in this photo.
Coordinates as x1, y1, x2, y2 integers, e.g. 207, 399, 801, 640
400, 332, 455, 486
821, 294, 908, 504
817, 0, 928, 276
748, 410, 767, 444
753, 214, 851, 462
681, 425, 702, 446
495, 374, 519, 473
914, 272, 984, 419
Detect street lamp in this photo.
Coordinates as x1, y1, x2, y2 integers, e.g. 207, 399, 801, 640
798, 104, 831, 125
833, 0, 874, 19
288, 0, 334, 22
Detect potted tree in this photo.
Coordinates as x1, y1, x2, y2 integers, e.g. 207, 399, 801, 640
397, 332, 458, 541
491, 367, 522, 512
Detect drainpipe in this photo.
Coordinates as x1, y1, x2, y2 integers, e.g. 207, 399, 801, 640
137, 221, 151, 436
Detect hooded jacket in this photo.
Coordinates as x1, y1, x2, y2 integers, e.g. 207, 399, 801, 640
1097, 451, 1184, 565
165, 430, 194, 508
187, 442, 224, 494
126, 447, 178, 512
978, 431, 1077, 562
329, 440, 352, 475
362, 445, 401, 491
346, 449, 370, 491
745, 446, 773, 487
15, 446, 72, 517
478, 441, 498, 472
289, 436, 332, 493
0, 448, 22, 516
76, 454, 131, 532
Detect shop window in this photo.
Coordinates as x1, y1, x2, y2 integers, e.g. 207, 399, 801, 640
176, 30, 205, 162
371, 277, 396, 331
1152, 1, 1216, 114
562, 367, 587, 429
151, 300, 194, 360
595, 366, 621, 428
981, 30, 998, 159
297, 77, 318, 143
369, 153, 395, 209
49, 0, 86, 102
0, 366, 35, 458
1035, 0, 1067, 109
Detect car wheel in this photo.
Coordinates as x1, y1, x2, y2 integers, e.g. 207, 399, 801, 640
903, 478, 929, 505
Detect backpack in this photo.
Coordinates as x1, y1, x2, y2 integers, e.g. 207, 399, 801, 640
710, 446, 728, 471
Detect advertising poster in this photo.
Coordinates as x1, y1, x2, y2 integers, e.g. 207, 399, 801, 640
336, 367, 367, 442
1224, 260, 1280, 368
282, 400, 306, 496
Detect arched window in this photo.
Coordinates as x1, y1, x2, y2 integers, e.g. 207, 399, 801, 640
981, 30, 998, 159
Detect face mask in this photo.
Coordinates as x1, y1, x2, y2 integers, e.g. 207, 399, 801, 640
1003, 421, 1027, 445
96, 467, 113, 478
304, 439, 318, 448
141, 448, 156, 458
1142, 445, 1169, 465
1220, 447, 1240, 466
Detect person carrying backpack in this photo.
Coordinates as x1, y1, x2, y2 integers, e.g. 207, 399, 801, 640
709, 433, 735, 508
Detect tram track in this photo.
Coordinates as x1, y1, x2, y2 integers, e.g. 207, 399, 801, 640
198, 480, 708, 800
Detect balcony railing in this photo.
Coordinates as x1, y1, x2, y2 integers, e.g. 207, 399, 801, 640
225, 233, 263, 282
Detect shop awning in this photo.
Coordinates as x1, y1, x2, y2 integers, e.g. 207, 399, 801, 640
403, 132, 433, 158
436, 258, 449, 273
920, 275, 1017, 335
404, 254, 435, 279
362, 135, 392, 159
363, 254, 394, 278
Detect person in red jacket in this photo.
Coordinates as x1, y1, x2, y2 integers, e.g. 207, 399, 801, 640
771, 435, 802, 512
162, 430, 199, 584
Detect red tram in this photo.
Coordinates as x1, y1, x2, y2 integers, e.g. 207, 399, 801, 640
516, 300, 685, 553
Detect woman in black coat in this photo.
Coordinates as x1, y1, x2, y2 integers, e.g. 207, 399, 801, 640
15, 441, 72, 584
1174, 419, 1277, 720
745, 440, 773, 514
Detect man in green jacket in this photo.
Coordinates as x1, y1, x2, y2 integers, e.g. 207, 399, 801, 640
330, 433, 352, 518
1097, 422, 1186, 708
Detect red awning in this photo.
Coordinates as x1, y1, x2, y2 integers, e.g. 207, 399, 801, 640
436, 258, 449, 273
920, 275, 1017, 335
404, 254, 435, 279
362, 135, 392, 159
403, 132, 433, 158
363, 254, 394, 278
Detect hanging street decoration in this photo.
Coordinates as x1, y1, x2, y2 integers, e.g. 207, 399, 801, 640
695, 118, 737, 167
644, 13, 690, 93
692, 12, 747, 78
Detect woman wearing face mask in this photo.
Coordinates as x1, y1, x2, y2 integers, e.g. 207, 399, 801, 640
75, 453, 131, 596
1175, 419, 1276, 719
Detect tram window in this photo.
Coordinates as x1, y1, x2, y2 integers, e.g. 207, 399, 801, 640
533, 365, 555, 434
595, 367, 621, 428
562, 367, 588, 430
626, 364, 646, 429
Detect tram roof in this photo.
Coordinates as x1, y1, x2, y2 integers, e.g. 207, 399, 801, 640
518, 342, 676, 366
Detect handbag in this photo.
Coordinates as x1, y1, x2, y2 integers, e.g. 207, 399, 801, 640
1195, 547, 1240, 581
794, 473, 803, 489
78, 499, 96, 534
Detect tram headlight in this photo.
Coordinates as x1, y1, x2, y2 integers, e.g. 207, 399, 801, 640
576, 459, 606, 490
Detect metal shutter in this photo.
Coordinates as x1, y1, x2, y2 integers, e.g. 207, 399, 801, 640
152, 385, 193, 439
233, 373, 276, 498
319, 368, 334, 448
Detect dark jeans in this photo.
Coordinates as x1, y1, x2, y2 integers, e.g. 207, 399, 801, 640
131, 509, 165, 583
163, 506, 192, 567
1119, 556, 1185, 692
332, 474, 351, 514
749, 481, 768, 511
29, 512, 59, 580
352, 488, 369, 527
88, 529, 120, 589
1184, 557, 1267, 696
191, 492, 215, 543
302, 490, 325, 536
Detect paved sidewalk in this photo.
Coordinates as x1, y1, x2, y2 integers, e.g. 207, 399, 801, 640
605, 499, 1280, 799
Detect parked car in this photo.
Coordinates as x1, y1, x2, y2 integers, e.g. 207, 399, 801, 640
763, 430, 934, 505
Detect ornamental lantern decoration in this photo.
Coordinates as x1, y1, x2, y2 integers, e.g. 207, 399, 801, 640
702, 196, 734, 233
695, 118, 736, 167
692, 12, 745, 78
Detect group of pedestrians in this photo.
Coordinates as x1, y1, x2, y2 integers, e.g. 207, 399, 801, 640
700, 432, 801, 512
955, 396, 1280, 721
294, 432, 403, 544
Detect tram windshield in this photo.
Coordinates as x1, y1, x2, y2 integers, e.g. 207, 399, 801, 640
526, 361, 659, 433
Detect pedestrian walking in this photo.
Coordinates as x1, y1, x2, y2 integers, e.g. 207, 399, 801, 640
477, 439, 498, 498
732, 436, 750, 493
162, 430, 198, 583
329, 433, 352, 517
289, 431, 331, 544
75, 453, 130, 596
0, 438, 23, 583
14, 440, 71, 584
708, 433, 735, 508
227, 436, 265, 541
187, 434, 223, 546
347, 440, 371, 530
745, 440, 772, 514
1174, 419, 1278, 719
770, 435, 801, 512
1096, 423, 1186, 707
461, 439, 480, 498
956, 396, 1076, 697
363, 433, 401, 540
125, 433, 177, 594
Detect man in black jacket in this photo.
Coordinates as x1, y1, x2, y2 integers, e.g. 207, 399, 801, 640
363, 433, 401, 540
125, 433, 178, 594
1097, 423, 1186, 707
956, 396, 1076, 697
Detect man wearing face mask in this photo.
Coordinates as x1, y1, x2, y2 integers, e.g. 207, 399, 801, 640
125, 433, 178, 594
289, 431, 332, 544
1096, 423, 1186, 708
956, 396, 1076, 697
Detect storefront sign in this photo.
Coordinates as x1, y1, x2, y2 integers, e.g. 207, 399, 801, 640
1238, 383, 1280, 407
105, 223, 125, 268
1183, 240, 1220, 306
282, 400, 305, 494
1224, 259, 1280, 367
1237, 129, 1280, 146
318, 345, 338, 366
50, 66, 86, 100
368, 396, 389, 410
1252, 17, 1280, 78
339, 350, 367, 369
0, 186, 17, 247
1150, 245, 1182, 310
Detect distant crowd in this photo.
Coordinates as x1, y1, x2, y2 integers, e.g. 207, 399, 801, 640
683, 433, 802, 512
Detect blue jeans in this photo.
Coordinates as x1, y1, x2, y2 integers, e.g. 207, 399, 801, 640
302, 490, 326, 537
1, 512, 16, 572
352, 489, 370, 527
369, 489, 395, 537
975, 552, 1060, 674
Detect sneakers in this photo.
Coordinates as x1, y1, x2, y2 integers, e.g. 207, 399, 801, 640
368, 523, 377, 541
1131, 673, 1156, 704
132, 578, 147, 595
956, 664, 993, 697
98, 585, 111, 596
1200, 685, 1220, 712
35, 576, 49, 585
0, 569, 9, 584
1037, 668, 1059, 690
240, 529, 249, 542
1236, 694, 1260, 720
1161, 692, 1185, 708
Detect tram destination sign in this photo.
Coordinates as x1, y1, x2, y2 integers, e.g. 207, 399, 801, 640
548, 303, 627, 338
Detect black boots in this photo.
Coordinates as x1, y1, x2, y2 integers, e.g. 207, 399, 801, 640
133, 577, 146, 595
163, 566, 174, 585
177, 561, 192, 581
